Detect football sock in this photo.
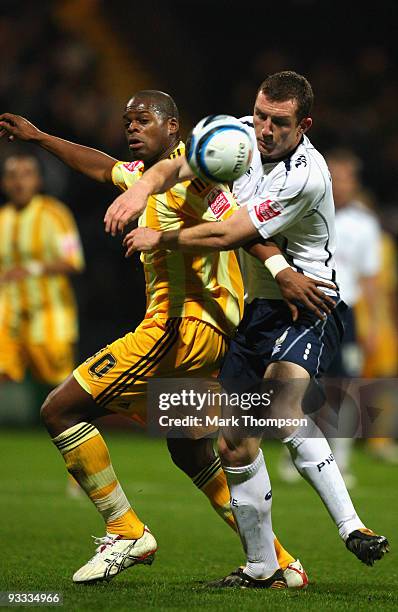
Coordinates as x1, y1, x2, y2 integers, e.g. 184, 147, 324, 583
273, 537, 296, 571
192, 456, 236, 530
368, 437, 392, 449
66, 472, 83, 497
53, 422, 144, 539
223, 449, 279, 579
283, 420, 365, 540
193, 456, 295, 569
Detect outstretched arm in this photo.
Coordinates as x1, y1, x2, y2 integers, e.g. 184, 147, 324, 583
104, 156, 195, 235
0, 113, 116, 183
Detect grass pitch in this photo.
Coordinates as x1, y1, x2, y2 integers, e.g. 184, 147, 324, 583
0, 428, 396, 611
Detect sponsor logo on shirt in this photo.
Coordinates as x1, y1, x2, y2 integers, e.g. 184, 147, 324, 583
59, 234, 80, 256
253, 199, 283, 222
123, 160, 143, 173
207, 187, 231, 219
295, 154, 307, 168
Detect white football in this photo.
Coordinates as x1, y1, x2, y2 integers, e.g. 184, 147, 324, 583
186, 114, 253, 183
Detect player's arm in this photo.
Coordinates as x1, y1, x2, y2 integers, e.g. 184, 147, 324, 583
0, 261, 80, 284
1, 199, 86, 285
123, 162, 318, 255
1, 239, 84, 282
0, 113, 116, 182
124, 205, 259, 253
104, 156, 194, 235
123, 211, 336, 320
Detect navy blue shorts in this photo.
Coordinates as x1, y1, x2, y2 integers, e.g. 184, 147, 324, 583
219, 297, 347, 394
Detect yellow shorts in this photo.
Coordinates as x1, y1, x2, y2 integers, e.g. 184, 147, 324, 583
0, 323, 75, 385
362, 326, 398, 377
74, 317, 228, 424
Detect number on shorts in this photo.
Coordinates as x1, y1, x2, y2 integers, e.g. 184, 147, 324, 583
88, 353, 117, 378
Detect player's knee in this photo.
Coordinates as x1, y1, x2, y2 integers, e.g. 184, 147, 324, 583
217, 436, 256, 467
217, 437, 241, 465
167, 435, 216, 477
40, 386, 62, 429
40, 375, 94, 436
40, 384, 76, 434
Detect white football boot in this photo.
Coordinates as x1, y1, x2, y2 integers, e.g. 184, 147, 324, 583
283, 559, 309, 589
73, 526, 157, 583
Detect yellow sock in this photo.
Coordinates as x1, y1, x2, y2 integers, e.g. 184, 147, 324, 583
106, 510, 144, 538
193, 456, 295, 568
274, 536, 295, 570
368, 437, 390, 449
53, 422, 144, 539
193, 456, 236, 530
67, 472, 80, 488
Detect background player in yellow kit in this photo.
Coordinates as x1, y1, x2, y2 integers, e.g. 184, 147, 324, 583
356, 211, 398, 461
0, 93, 334, 586
0, 154, 84, 393
0, 153, 85, 495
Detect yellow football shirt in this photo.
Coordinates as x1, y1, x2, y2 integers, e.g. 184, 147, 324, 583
0, 194, 85, 344
356, 231, 398, 376
111, 142, 244, 336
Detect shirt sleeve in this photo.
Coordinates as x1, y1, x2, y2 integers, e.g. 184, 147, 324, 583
46, 200, 85, 271
111, 160, 145, 191
357, 214, 382, 277
246, 161, 318, 238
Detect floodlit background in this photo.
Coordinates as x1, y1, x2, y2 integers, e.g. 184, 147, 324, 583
1, 0, 398, 366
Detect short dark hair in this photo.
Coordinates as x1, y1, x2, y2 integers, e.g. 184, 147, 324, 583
2, 153, 41, 176
127, 90, 179, 121
325, 148, 363, 175
258, 71, 314, 122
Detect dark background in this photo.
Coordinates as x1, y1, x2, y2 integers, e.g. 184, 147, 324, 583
1, 0, 398, 361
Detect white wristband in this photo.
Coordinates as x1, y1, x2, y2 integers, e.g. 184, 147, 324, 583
264, 254, 290, 278
25, 261, 45, 277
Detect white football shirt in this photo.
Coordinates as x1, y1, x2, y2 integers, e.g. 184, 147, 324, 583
235, 116, 337, 302
334, 202, 381, 306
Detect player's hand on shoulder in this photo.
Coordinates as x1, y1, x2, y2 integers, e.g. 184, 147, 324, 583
123, 227, 161, 257
275, 267, 336, 321
0, 113, 41, 142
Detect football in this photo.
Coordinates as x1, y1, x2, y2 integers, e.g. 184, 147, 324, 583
186, 114, 253, 183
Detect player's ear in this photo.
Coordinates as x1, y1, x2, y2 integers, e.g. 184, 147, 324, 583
299, 117, 312, 134
168, 117, 179, 135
